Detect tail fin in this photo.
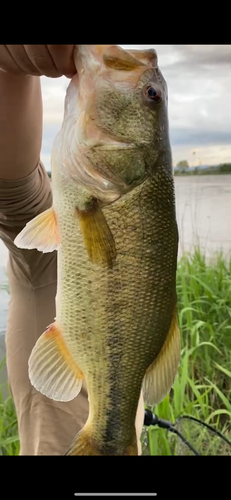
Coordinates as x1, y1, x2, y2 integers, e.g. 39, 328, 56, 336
65, 427, 138, 456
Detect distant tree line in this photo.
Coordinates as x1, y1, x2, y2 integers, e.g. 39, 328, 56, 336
217, 163, 231, 173
174, 162, 231, 176
176, 160, 189, 170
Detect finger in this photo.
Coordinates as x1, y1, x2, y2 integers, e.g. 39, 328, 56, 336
47, 45, 76, 77
24, 45, 62, 77
5, 45, 41, 75
0, 45, 27, 74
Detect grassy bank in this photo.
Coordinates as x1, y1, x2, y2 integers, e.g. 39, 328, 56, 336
0, 358, 19, 455
145, 249, 231, 455
1, 248, 231, 455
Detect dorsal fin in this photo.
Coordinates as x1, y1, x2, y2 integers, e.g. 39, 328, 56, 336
103, 45, 145, 71
127, 48, 158, 68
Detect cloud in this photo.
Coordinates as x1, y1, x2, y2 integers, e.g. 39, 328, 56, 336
172, 143, 231, 167
41, 75, 68, 124
170, 129, 231, 147
41, 123, 61, 170
169, 45, 231, 69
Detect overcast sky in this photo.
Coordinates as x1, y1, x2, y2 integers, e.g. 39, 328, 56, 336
40, 44, 231, 170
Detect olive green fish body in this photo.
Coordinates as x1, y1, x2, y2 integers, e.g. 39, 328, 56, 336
14, 45, 180, 455
52, 153, 178, 454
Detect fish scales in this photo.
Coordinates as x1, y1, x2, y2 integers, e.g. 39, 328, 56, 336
52, 160, 178, 454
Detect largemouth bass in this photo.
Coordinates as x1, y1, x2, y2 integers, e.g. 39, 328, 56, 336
15, 44, 180, 456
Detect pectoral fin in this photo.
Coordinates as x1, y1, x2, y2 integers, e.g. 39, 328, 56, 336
29, 322, 83, 402
143, 309, 181, 406
76, 201, 116, 268
14, 207, 60, 253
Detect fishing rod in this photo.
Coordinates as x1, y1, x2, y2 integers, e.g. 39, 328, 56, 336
143, 409, 231, 456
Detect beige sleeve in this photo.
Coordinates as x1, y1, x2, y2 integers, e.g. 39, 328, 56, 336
0, 161, 56, 288
0, 162, 89, 455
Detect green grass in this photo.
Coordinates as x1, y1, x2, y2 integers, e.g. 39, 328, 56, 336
143, 248, 231, 455
0, 248, 231, 455
0, 358, 19, 456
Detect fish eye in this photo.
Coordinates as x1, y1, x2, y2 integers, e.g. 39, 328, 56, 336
145, 85, 162, 103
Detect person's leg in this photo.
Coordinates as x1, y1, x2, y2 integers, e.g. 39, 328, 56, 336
6, 274, 89, 455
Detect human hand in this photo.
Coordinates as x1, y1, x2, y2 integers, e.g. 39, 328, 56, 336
0, 45, 76, 78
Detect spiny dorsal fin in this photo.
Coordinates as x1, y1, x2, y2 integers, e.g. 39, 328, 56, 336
103, 45, 145, 71
127, 48, 158, 68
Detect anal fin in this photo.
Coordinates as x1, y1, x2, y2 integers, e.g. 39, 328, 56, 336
143, 308, 181, 406
29, 322, 83, 402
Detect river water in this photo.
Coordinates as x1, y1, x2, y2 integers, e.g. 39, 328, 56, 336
175, 174, 231, 258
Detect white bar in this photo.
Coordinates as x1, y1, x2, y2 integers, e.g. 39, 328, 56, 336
74, 494, 157, 497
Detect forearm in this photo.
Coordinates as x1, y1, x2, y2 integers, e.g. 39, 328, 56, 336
0, 71, 42, 179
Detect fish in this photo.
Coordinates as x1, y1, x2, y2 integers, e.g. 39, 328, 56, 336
14, 44, 180, 456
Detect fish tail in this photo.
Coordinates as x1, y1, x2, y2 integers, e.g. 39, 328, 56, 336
65, 428, 100, 456
65, 426, 138, 456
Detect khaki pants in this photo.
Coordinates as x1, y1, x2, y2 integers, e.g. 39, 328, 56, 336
0, 162, 143, 455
